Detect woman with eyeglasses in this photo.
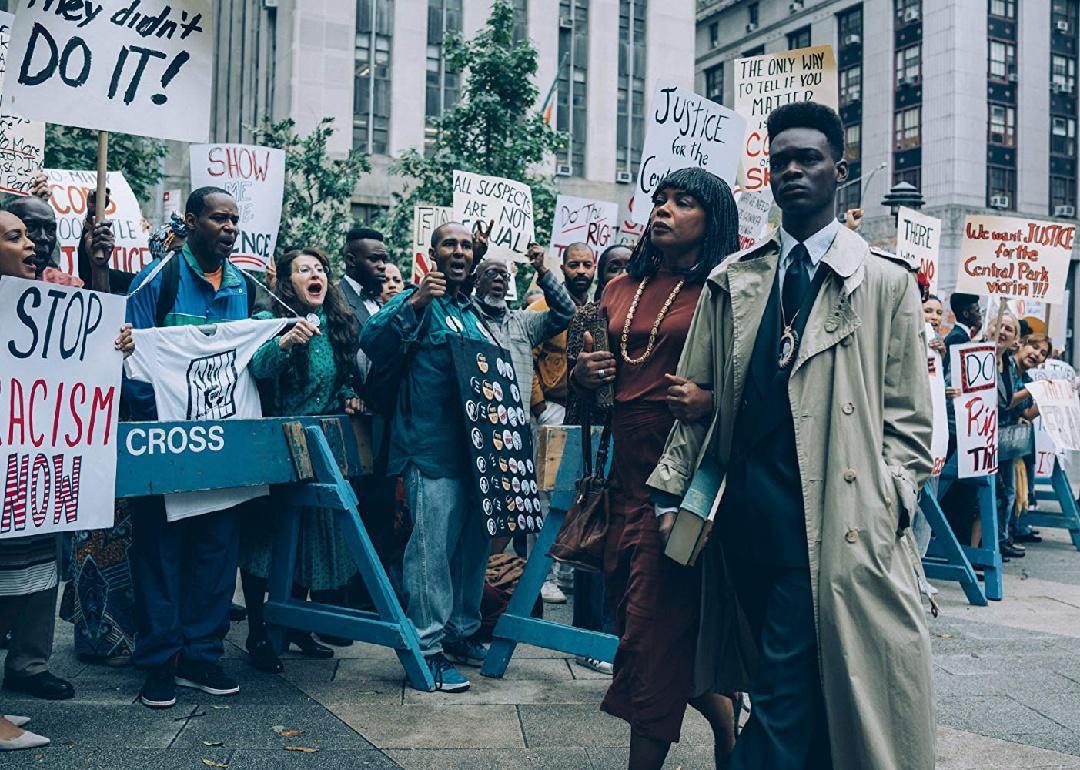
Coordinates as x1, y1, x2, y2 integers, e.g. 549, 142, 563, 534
238, 248, 362, 674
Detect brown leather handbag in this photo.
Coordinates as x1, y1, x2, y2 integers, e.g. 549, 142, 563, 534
548, 417, 612, 572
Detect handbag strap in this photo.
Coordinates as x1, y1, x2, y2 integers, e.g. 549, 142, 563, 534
594, 419, 612, 482
580, 413, 593, 480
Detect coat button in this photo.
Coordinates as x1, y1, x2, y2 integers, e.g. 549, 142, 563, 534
843, 468, 857, 482
845, 528, 859, 543
825, 320, 838, 333
842, 402, 855, 415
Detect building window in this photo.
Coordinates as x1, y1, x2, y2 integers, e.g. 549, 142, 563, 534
1052, 116, 1077, 156
788, 26, 811, 50
513, 0, 528, 43
987, 165, 1016, 206
989, 0, 1015, 18
748, 2, 759, 27
556, 0, 589, 176
988, 40, 1016, 81
894, 168, 921, 189
354, 0, 393, 155
1052, 54, 1077, 91
351, 203, 388, 226
838, 6, 863, 44
705, 64, 724, 103
709, 22, 719, 48
1053, 0, 1078, 32
844, 123, 861, 163
895, 44, 921, 86
988, 103, 1016, 146
1051, 175, 1077, 212
894, 106, 921, 149
425, 0, 463, 155
839, 67, 862, 106
896, 0, 920, 24
742, 45, 765, 57
617, 0, 646, 175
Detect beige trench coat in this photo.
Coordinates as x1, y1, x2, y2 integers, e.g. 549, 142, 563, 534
647, 226, 936, 770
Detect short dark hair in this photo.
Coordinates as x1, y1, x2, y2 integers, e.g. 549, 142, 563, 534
562, 242, 592, 262
766, 102, 845, 162
430, 221, 467, 249
346, 225, 383, 243
186, 186, 230, 217
950, 292, 980, 315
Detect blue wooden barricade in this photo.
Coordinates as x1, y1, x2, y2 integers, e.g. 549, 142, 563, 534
919, 483, 988, 606
482, 425, 618, 678
931, 472, 1003, 601
1020, 460, 1080, 550
116, 416, 434, 692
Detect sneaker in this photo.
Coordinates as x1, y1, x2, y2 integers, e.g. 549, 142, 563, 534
427, 653, 470, 692
140, 665, 176, 709
574, 656, 614, 675
174, 659, 239, 697
541, 580, 567, 604
444, 639, 488, 668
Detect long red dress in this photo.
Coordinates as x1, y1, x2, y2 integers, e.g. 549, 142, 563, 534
598, 270, 705, 744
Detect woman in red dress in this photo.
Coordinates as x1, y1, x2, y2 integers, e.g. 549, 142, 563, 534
572, 167, 742, 769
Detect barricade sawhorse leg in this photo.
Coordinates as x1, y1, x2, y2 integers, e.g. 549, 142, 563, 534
920, 483, 987, 606
482, 426, 618, 679
263, 423, 434, 691
936, 472, 1003, 601
1021, 460, 1080, 551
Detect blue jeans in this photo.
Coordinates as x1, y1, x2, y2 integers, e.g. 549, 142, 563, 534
402, 465, 487, 656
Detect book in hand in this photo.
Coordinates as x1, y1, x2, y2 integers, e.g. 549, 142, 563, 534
663, 457, 724, 567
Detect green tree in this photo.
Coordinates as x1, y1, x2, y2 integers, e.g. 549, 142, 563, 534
378, 0, 564, 285
253, 117, 370, 268
44, 126, 167, 204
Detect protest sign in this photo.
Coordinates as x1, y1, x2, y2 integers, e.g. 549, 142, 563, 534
549, 195, 618, 270
736, 188, 773, 250
734, 45, 838, 193
1034, 417, 1060, 479
190, 143, 285, 271
47, 169, 150, 275
1027, 379, 1080, 452
630, 82, 745, 225
955, 215, 1074, 305
0, 277, 125, 538
1031, 359, 1077, 383
453, 171, 534, 262
4, 0, 213, 143
898, 207, 942, 293
618, 197, 646, 245
949, 342, 998, 477
926, 323, 948, 476
0, 12, 44, 197
161, 187, 181, 220
411, 204, 452, 285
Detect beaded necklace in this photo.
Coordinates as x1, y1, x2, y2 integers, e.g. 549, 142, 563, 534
619, 274, 686, 366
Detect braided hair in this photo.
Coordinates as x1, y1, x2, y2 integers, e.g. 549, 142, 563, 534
626, 167, 740, 285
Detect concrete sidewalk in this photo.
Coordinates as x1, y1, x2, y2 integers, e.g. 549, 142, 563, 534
3, 527, 1080, 768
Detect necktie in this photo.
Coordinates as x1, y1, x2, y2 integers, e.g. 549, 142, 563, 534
782, 243, 811, 323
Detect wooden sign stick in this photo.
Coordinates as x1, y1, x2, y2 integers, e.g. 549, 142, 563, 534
91, 130, 110, 293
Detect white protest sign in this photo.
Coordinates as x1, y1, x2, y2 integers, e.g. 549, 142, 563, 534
898, 207, 942, 294
949, 341, 999, 478
618, 196, 646, 245
1031, 359, 1077, 383
926, 323, 948, 476
0, 12, 44, 197
736, 188, 773, 250
5, 0, 213, 143
453, 171, 534, 262
47, 169, 150, 275
549, 195, 618, 270
411, 204, 452, 285
190, 143, 285, 272
630, 83, 745, 225
161, 188, 181, 220
0, 277, 124, 539
734, 45, 838, 193
1034, 417, 1059, 479
1027, 379, 1080, 452
956, 215, 1074, 305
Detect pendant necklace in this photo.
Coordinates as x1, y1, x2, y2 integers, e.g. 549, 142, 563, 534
620, 274, 686, 365
778, 305, 799, 369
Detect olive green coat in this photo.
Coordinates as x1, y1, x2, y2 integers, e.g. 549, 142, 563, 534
647, 226, 935, 770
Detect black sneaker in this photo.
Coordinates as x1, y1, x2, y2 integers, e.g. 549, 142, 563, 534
140, 665, 177, 709
175, 659, 239, 697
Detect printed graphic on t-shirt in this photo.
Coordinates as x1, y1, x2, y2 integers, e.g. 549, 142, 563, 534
186, 349, 239, 420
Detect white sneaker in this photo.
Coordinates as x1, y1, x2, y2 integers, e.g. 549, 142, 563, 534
575, 656, 613, 675
0, 729, 49, 751
541, 580, 567, 603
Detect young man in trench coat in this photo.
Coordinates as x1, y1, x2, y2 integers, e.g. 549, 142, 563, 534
647, 102, 936, 769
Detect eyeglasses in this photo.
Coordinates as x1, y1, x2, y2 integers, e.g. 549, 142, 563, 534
483, 269, 511, 280
295, 264, 327, 276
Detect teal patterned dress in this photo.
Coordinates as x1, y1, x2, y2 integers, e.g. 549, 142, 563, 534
240, 309, 359, 591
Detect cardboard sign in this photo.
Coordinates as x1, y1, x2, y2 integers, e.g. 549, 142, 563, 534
949, 342, 998, 478
630, 83, 745, 225
452, 171, 534, 262
1027, 379, 1080, 452
736, 188, 773, 250
0, 277, 125, 539
1031, 359, 1077, 383
0, 12, 44, 197
189, 143, 285, 271
956, 215, 1074, 304
1034, 417, 1059, 479
4, 0, 213, 143
449, 336, 542, 537
734, 45, 838, 193
46, 169, 151, 275
549, 195, 618, 270
411, 204, 452, 285
926, 323, 948, 476
898, 207, 942, 294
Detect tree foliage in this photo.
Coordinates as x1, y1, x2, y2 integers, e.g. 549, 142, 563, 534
253, 116, 370, 268
378, 0, 564, 278
44, 126, 168, 205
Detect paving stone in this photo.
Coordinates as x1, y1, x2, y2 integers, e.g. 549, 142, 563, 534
388, 747, 592, 769
517, 703, 714, 749
172, 703, 375, 751
588, 744, 714, 770
3, 703, 187, 749
404, 675, 609, 706
228, 748, 401, 769
335, 704, 525, 749
937, 695, 1066, 736
0, 747, 234, 770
